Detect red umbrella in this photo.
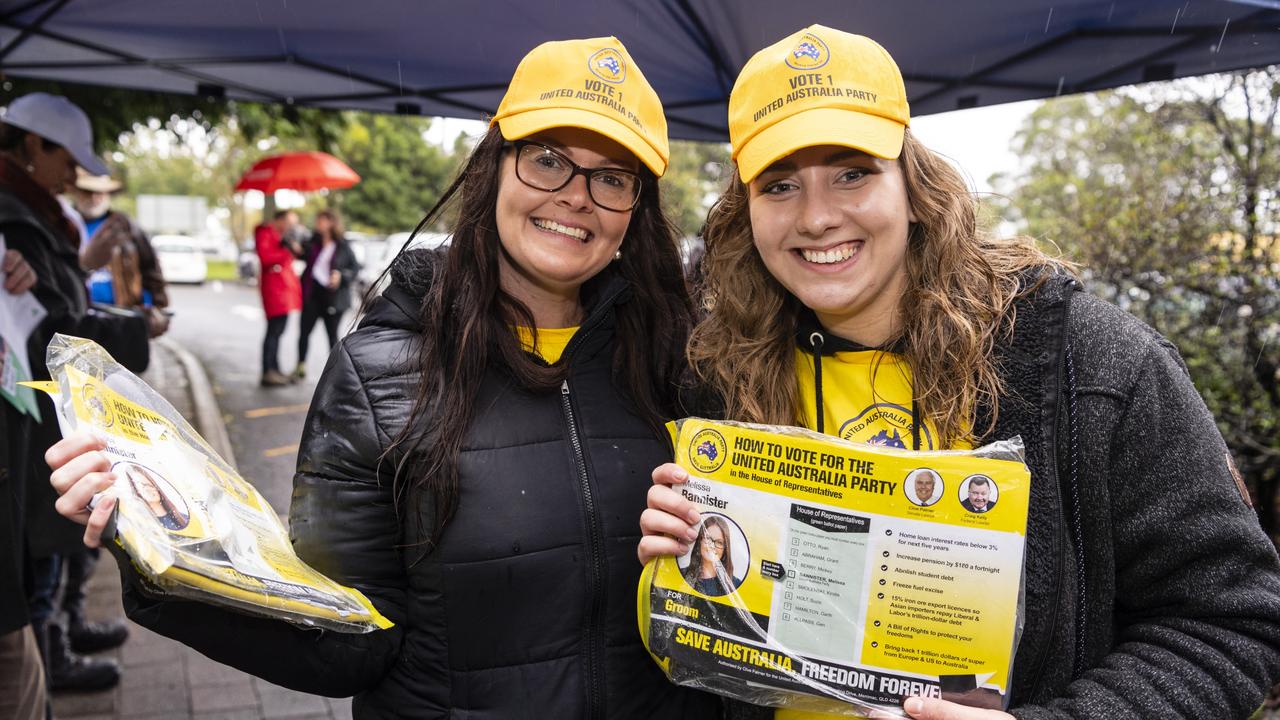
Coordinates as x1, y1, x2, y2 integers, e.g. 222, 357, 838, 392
234, 151, 360, 193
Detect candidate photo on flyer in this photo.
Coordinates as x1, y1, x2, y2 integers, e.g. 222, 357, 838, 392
120, 462, 190, 531
959, 474, 998, 514
680, 513, 750, 596
904, 468, 943, 507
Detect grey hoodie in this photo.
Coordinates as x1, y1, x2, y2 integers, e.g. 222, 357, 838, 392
731, 276, 1280, 719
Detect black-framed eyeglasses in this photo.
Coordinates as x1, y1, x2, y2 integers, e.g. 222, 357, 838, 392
507, 140, 643, 212
701, 537, 725, 550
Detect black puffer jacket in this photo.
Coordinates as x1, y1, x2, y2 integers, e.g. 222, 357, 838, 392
0, 190, 149, 558
124, 251, 718, 719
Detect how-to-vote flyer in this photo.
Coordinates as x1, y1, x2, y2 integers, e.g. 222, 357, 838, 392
640, 418, 1030, 717
26, 334, 391, 633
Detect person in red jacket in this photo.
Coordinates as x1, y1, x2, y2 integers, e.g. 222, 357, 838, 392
255, 209, 301, 386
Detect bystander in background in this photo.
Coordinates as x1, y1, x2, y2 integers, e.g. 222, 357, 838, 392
71, 170, 170, 338
0, 92, 149, 708
293, 209, 358, 381
255, 209, 301, 386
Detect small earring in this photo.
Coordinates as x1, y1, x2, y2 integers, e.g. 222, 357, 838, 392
24, 164, 34, 174
613, 249, 622, 261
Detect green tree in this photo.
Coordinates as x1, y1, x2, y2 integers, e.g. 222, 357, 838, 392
662, 139, 731, 237
999, 70, 1280, 539
231, 101, 350, 156
332, 113, 457, 233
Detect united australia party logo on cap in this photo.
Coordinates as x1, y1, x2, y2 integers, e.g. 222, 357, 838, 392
589, 47, 627, 83
785, 31, 830, 71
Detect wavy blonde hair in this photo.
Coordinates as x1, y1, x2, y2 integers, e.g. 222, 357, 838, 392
688, 129, 1071, 446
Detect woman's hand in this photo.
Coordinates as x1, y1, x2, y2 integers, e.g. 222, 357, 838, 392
2, 249, 36, 294
46, 431, 119, 549
637, 463, 702, 564
903, 698, 1014, 720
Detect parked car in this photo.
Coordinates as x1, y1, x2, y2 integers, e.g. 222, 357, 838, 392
152, 235, 209, 284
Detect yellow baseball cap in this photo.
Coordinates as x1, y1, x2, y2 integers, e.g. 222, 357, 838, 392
729, 25, 910, 183
492, 37, 669, 177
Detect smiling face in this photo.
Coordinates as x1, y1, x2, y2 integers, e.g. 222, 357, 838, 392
494, 126, 636, 319
968, 481, 990, 510
747, 145, 916, 346
913, 474, 936, 503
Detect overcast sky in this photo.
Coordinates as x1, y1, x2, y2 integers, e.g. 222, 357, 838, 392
910, 99, 1040, 195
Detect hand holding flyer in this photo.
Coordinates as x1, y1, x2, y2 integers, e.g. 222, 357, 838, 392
28, 333, 391, 633
639, 418, 1030, 717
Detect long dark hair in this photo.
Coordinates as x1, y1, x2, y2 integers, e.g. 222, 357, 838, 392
682, 515, 735, 585
386, 125, 692, 556
126, 465, 187, 530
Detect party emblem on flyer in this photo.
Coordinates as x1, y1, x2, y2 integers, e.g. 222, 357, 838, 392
80, 382, 114, 429
688, 427, 728, 473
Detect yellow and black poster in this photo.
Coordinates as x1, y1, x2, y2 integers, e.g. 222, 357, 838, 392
27, 334, 390, 633
640, 418, 1029, 717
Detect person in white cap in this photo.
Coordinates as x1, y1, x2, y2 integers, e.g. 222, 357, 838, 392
0, 92, 150, 701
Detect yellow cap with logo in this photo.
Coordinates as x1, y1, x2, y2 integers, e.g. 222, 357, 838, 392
492, 37, 670, 177
728, 25, 910, 183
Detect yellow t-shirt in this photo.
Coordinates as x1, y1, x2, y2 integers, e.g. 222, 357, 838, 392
514, 326, 578, 365
785, 348, 970, 719
795, 347, 972, 451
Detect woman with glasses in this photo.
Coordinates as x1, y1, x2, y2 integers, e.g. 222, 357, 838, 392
47, 38, 717, 719
682, 515, 736, 597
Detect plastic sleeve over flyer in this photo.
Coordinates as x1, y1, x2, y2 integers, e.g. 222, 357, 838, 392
27, 334, 392, 633
639, 418, 1029, 717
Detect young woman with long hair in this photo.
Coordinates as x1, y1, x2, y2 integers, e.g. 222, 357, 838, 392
681, 515, 735, 597
123, 465, 187, 531
48, 38, 716, 718
639, 25, 1280, 720
293, 208, 358, 381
